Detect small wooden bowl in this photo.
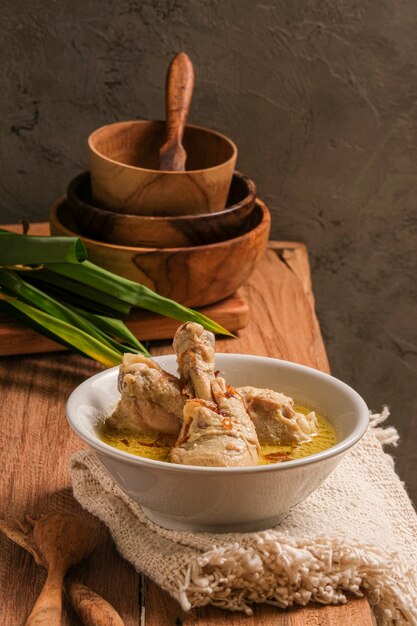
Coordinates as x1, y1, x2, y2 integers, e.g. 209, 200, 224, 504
88, 120, 237, 216
67, 171, 256, 248
50, 197, 270, 307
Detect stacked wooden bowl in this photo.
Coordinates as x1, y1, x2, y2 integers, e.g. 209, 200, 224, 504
50, 55, 270, 307
51, 121, 270, 307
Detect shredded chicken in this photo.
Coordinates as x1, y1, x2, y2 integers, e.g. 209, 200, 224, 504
238, 386, 318, 445
108, 354, 184, 435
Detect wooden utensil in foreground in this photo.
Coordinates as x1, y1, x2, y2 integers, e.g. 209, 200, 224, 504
0, 516, 124, 626
159, 52, 195, 171
25, 513, 97, 625
15, 513, 104, 625
67, 579, 125, 626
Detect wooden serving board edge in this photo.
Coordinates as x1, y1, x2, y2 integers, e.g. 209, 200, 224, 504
0, 291, 249, 357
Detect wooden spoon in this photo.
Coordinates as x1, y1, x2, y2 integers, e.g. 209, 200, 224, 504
0, 517, 124, 625
67, 577, 125, 626
21, 513, 96, 626
159, 52, 195, 171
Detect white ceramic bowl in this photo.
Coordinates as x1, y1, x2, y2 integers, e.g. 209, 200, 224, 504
67, 354, 369, 533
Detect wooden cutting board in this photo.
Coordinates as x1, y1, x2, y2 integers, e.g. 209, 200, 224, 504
0, 221, 249, 356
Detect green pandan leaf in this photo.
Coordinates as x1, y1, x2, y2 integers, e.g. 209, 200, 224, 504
0, 294, 123, 367
46, 261, 233, 336
0, 232, 87, 265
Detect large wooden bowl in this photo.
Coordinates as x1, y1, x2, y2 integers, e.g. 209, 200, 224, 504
67, 171, 256, 248
50, 198, 270, 307
88, 121, 237, 216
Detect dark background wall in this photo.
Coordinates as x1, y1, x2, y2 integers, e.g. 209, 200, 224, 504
1, 1, 417, 501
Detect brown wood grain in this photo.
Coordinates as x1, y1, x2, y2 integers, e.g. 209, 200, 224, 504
67, 577, 125, 626
0, 245, 373, 625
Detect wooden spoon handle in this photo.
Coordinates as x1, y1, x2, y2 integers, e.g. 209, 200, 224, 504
159, 51, 195, 171
165, 52, 194, 144
25, 569, 63, 626
67, 577, 125, 626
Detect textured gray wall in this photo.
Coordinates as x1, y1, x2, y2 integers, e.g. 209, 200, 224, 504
1, 2, 417, 500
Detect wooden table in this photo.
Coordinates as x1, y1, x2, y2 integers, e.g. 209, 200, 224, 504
0, 243, 374, 625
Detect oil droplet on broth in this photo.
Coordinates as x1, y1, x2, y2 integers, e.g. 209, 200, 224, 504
98, 405, 336, 465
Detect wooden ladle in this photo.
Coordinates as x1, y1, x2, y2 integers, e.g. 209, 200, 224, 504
0, 516, 124, 625
159, 52, 195, 171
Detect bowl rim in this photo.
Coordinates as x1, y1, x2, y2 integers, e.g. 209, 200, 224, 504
88, 120, 238, 175
51, 196, 270, 253
66, 354, 369, 475
67, 170, 257, 222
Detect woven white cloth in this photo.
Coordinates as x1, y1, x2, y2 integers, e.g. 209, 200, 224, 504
69, 409, 417, 625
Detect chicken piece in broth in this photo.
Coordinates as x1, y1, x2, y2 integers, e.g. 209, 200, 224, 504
108, 354, 184, 436
106, 324, 319, 467
171, 323, 260, 466
171, 379, 259, 467
173, 321, 216, 400
238, 386, 318, 445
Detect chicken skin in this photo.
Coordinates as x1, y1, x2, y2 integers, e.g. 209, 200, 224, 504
238, 386, 318, 445
108, 353, 184, 436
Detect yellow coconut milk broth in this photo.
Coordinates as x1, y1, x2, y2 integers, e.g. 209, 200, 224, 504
99, 405, 336, 465
98, 428, 175, 463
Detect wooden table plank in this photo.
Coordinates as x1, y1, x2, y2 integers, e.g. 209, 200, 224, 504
0, 354, 140, 626
0, 245, 373, 625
